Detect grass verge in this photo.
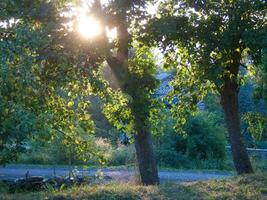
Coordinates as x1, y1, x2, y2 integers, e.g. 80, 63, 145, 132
1, 173, 266, 200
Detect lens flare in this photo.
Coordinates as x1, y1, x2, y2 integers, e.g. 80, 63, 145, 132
78, 16, 102, 39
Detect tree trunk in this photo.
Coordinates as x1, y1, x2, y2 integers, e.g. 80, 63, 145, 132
107, 57, 160, 185
96, 0, 159, 185
134, 127, 159, 185
221, 81, 253, 174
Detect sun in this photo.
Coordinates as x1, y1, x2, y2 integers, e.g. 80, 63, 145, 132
78, 16, 102, 39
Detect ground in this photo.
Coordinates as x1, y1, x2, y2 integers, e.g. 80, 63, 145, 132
1, 173, 267, 200
0, 165, 266, 200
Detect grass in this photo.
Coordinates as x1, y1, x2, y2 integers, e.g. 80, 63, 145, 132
158, 167, 235, 174
179, 173, 267, 200
1, 173, 266, 200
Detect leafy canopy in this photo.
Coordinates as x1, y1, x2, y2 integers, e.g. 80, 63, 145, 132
142, 0, 266, 127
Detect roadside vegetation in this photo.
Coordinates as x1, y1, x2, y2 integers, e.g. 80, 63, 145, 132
1, 173, 267, 200
14, 91, 267, 172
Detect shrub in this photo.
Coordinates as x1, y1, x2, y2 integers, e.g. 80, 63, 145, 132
154, 109, 227, 169
108, 144, 136, 166
255, 141, 267, 149
183, 112, 227, 160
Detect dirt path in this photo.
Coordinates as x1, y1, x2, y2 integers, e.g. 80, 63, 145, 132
0, 165, 233, 182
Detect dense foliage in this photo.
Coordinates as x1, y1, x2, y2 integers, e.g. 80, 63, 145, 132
143, 0, 266, 174
0, 0, 107, 164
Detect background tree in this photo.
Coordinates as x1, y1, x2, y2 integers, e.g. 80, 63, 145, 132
144, 0, 266, 174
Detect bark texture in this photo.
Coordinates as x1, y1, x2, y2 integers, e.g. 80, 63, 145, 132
106, 34, 159, 185
221, 76, 253, 174
134, 124, 159, 185
107, 55, 160, 184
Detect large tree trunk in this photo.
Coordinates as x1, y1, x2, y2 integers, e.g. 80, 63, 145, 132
107, 57, 159, 186
221, 80, 253, 174
134, 127, 159, 185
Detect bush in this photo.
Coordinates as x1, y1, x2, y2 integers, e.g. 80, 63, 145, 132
108, 144, 136, 166
154, 110, 227, 169
183, 112, 227, 160
18, 147, 54, 164
255, 140, 267, 149
17, 136, 136, 167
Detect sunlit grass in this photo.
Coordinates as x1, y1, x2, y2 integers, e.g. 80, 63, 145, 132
1, 173, 266, 200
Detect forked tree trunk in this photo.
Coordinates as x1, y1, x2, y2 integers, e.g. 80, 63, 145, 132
221, 80, 253, 174
134, 127, 159, 185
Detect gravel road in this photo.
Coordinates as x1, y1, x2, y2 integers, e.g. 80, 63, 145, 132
0, 165, 233, 182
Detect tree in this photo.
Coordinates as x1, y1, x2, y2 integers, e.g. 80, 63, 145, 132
144, 0, 266, 174
95, 0, 160, 185
0, 0, 98, 164
1, 0, 160, 184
